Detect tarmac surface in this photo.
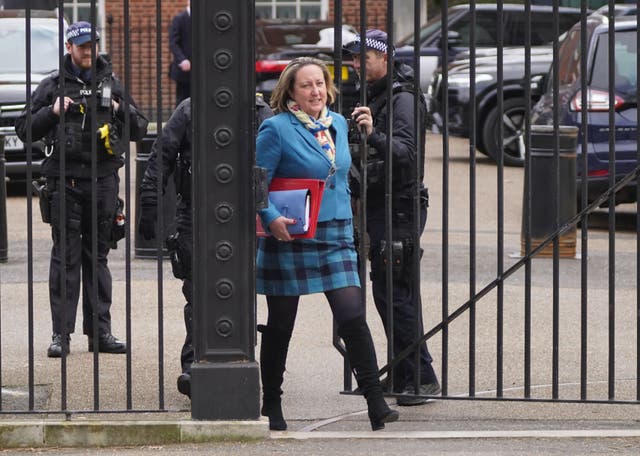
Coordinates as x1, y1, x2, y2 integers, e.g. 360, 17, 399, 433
1, 133, 639, 454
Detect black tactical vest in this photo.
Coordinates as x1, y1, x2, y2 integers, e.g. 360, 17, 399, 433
51, 74, 115, 163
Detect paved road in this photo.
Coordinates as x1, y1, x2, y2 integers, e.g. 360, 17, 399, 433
1, 133, 639, 454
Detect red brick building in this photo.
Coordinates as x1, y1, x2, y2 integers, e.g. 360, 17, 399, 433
104, 0, 186, 120
100, 0, 409, 119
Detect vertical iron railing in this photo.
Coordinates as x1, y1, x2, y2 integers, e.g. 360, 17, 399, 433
439, 0, 450, 399
350, 0, 640, 408
154, 0, 165, 411
468, 0, 477, 399
3, 0, 640, 419
579, 0, 590, 404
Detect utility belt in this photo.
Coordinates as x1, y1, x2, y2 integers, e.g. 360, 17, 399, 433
32, 177, 125, 249
369, 238, 423, 284
165, 231, 191, 280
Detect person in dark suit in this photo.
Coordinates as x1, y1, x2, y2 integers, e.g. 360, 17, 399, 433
255, 57, 398, 432
169, 1, 191, 106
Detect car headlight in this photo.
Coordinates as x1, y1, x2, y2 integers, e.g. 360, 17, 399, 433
446, 73, 494, 88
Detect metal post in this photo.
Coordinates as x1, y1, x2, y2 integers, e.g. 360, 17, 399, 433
190, 0, 260, 419
0, 134, 7, 262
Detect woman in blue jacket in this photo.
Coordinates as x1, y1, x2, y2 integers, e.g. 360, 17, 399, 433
256, 57, 398, 431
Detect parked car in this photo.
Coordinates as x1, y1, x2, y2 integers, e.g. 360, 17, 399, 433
255, 19, 359, 115
423, 5, 590, 167
427, 47, 554, 166
0, 9, 63, 183
594, 3, 637, 17
531, 13, 638, 207
395, 3, 584, 93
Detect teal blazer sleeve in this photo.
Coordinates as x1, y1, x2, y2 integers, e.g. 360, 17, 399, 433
256, 110, 353, 229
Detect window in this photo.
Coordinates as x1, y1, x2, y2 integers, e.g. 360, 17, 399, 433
590, 30, 638, 93
449, 12, 497, 47
255, 0, 324, 20
63, 0, 105, 50
512, 12, 583, 46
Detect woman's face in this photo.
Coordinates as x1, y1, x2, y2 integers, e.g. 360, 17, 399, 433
289, 64, 327, 119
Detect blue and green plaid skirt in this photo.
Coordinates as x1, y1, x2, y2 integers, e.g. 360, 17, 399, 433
256, 219, 360, 296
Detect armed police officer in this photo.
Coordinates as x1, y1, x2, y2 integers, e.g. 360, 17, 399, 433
138, 94, 273, 398
16, 22, 149, 358
344, 29, 440, 405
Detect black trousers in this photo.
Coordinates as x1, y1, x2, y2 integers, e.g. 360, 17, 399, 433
48, 173, 118, 336
175, 81, 190, 107
174, 218, 193, 374
367, 200, 437, 390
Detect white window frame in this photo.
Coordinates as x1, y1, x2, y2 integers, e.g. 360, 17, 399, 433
63, 0, 106, 51
255, 0, 327, 20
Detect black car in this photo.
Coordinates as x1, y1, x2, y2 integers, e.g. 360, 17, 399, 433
255, 19, 359, 115
395, 3, 584, 93
427, 46, 555, 167
1, 9, 62, 183
410, 4, 585, 167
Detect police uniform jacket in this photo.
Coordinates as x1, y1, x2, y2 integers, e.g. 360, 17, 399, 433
364, 61, 427, 207
140, 96, 273, 230
139, 98, 192, 230
15, 53, 148, 179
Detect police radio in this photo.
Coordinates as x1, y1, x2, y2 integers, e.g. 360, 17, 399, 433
99, 80, 112, 109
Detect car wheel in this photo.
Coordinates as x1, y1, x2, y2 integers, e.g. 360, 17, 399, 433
481, 97, 527, 167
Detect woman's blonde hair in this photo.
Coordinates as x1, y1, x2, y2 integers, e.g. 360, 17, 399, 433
269, 57, 337, 114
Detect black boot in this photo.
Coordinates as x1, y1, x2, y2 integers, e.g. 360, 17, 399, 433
87, 333, 126, 353
47, 333, 70, 358
338, 316, 399, 431
177, 372, 191, 398
258, 324, 292, 431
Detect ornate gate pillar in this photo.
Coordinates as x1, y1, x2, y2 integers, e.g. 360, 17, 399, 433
190, 0, 260, 420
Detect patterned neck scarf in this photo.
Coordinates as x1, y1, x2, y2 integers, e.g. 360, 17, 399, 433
287, 99, 335, 164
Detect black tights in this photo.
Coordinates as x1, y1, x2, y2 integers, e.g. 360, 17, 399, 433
265, 286, 364, 336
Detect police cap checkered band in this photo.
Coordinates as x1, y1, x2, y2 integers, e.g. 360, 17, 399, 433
66, 21, 100, 45
344, 29, 394, 56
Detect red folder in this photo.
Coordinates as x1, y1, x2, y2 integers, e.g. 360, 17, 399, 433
256, 178, 325, 239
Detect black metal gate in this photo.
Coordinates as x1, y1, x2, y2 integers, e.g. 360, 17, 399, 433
1, 0, 639, 421
344, 0, 640, 407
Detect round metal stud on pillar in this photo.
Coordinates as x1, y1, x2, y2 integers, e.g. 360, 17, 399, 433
190, 1, 260, 420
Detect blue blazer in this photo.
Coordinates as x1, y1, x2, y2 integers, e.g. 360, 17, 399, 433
256, 110, 353, 229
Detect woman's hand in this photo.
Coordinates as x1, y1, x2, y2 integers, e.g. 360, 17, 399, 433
268, 216, 297, 241
351, 106, 374, 136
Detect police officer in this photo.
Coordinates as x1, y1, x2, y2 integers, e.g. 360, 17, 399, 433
344, 29, 440, 405
15, 22, 149, 358
138, 94, 273, 398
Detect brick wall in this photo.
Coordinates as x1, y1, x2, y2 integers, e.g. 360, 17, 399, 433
105, 0, 185, 121
102, 0, 389, 120
328, 0, 388, 31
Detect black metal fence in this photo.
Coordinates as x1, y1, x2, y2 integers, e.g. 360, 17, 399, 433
1, 0, 639, 421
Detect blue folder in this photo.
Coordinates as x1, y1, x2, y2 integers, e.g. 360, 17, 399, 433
268, 189, 311, 235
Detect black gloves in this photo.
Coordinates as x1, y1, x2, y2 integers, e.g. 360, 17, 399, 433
138, 207, 157, 240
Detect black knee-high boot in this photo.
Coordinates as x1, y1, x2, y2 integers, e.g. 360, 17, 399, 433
338, 315, 399, 431
258, 324, 291, 431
